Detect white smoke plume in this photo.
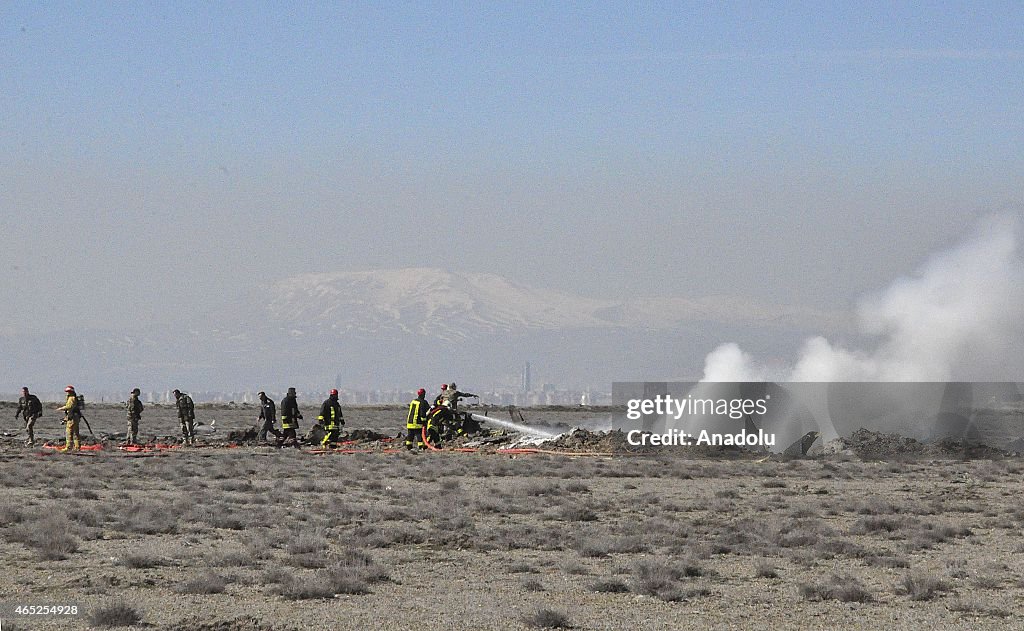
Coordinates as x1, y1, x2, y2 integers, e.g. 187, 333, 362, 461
703, 215, 1024, 382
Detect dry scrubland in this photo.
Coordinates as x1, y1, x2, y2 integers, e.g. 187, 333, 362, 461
1, 404, 1024, 630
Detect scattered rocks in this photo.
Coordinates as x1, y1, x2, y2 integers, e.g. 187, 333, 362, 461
925, 437, 1005, 459
226, 426, 258, 442
346, 429, 391, 442
833, 428, 925, 460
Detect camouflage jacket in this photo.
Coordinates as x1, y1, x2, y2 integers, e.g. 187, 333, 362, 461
126, 395, 144, 419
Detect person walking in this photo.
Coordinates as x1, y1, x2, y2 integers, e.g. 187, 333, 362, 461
318, 389, 345, 448
278, 387, 302, 447
256, 391, 282, 442
15, 386, 43, 446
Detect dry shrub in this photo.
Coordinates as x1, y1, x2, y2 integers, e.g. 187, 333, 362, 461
178, 572, 228, 595
554, 504, 598, 522
632, 558, 705, 601
800, 574, 873, 603
850, 515, 915, 536
946, 596, 1010, 618
280, 546, 388, 599
864, 555, 910, 569
89, 600, 143, 627
211, 551, 258, 567
285, 553, 328, 569
591, 579, 630, 593
522, 608, 572, 629
286, 530, 327, 555
7, 513, 79, 560
896, 573, 949, 601
753, 559, 778, 579
119, 553, 166, 569
907, 523, 973, 551
363, 523, 426, 548
119, 502, 178, 535
816, 538, 869, 559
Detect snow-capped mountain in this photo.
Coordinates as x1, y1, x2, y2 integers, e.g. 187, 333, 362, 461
0, 268, 843, 391
218, 267, 842, 340
256, 268, 613, 340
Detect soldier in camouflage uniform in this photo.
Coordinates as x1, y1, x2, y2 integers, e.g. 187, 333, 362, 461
125, 388, 144, 445
172, 389, 196, 445
15, 386, 43, 446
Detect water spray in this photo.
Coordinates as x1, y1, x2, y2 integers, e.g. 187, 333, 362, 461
469, 413, 557, 439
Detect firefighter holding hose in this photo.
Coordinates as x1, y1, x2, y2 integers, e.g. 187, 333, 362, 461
424, 403, 446, 447
443, 382, 478, 436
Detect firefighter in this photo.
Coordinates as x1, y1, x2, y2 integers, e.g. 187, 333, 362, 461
442, 382, 477, 411
54, 385, 82, 451
172, 389, 196, 445
424, 403, 447, 447
278, 387, 302, 447
434, 384, 448, 407
125, 387, 144, 445
318, 389, 344, 448
405, 388, 428, 449
443, 382, 478, 436
257, 391, 282, 442
15, 386, 43, 446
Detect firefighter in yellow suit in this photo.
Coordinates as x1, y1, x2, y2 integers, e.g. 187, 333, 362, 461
318, 389, 344, 448
55, 385, 82, 451
405, 388, 428, 449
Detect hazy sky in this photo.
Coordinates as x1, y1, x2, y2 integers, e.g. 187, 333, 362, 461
2, 2, 1022, 335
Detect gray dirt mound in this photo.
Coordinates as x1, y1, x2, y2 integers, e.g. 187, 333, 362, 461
925, 437, 1006, 459
544, 428, 635, 452
838, 428, 925, 460
826, 428, 1006, 460
542, 428, 762, 457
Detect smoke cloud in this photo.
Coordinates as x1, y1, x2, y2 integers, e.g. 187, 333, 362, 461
702, 215, 1024, 382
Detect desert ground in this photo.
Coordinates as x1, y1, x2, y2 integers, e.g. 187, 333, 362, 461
1, 402, 1022, 630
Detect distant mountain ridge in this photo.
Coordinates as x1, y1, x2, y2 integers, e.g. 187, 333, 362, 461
232, 267, 843, 341
0, 268, 846, 390
258, 268, 611, 340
